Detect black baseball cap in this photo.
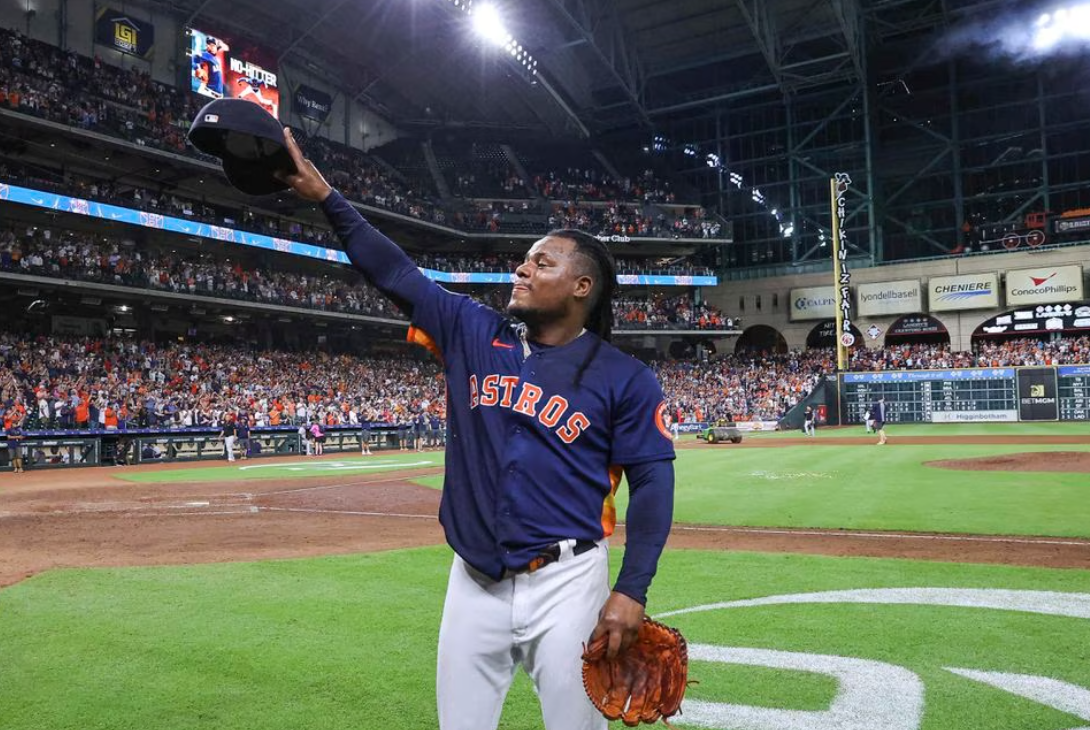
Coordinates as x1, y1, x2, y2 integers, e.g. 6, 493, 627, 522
187, 98, 296, 196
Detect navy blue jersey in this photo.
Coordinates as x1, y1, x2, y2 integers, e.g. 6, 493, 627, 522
408, 287, 675, 579
193, 51, 223, 94
321, 190, 675, 591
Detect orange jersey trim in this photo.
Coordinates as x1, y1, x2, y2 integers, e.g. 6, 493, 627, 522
406, 326, 443, 363
600, 464, 624, 537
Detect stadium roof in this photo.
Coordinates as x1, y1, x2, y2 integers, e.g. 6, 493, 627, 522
145, 0, 1030, 136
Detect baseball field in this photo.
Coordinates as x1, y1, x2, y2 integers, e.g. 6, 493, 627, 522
3, 422, 1090, 730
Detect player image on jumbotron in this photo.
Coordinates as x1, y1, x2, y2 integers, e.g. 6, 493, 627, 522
189, 30, 228, 99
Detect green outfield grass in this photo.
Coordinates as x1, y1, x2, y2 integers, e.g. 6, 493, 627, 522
4, 548, 1090, 730
743, 421, 1090, 438
414, 441, 1090, 538
114, 452, 447, 483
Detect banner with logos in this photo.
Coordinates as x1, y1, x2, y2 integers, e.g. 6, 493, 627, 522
1005, 265, 1084, 306
857, 279, 922, 317
1054, 215, 1090, 235
1017, 368, 1059, 421
294, 84, 333, 123
887, 314, 948, 338
95, 6, 155, 59
790, 286, 837, 321
976, 302, 1090, 337
928, 273, 999, 312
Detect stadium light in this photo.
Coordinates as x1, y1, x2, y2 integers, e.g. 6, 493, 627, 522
472, 3, 510, 47
1033, 3, 1090, 51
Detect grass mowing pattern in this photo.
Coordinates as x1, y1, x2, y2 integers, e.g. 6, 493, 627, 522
4, 549, 1090, 729
414, 442, 1090, 537
113, 453, 446, 483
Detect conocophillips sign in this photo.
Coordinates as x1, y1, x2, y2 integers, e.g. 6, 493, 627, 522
928, 273, 999, 312
790, 286, 837, 321
1005, 264, 1084, 306
857, 280, 922, 317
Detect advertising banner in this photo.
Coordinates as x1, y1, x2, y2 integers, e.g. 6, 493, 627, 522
790, 286, 837, 321
1017, 367, 1059, 421
95, 7, 155, 59
887, 314, 948, 338
977, 302, 1090, 337
1005, 265, 1084, 306
931, 410, 1019, 423
187, 27, 280, 118
928, 273, 999, 312
857, 280, 922, 317
294, 84, 333, 123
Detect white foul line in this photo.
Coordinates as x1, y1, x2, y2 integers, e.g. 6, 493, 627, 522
259, 506, 438, 520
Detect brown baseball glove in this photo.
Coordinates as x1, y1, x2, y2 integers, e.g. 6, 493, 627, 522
581, 617, 691, 727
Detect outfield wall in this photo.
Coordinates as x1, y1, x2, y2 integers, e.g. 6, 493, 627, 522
839, 365, 1090, 424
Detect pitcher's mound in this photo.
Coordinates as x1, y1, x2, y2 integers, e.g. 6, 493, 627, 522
927, 451, 1090, 473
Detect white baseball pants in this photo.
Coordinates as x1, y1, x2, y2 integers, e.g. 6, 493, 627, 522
437, 540, 610, 730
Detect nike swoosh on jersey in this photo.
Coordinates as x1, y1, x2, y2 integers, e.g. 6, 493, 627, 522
491, 338, 515, 349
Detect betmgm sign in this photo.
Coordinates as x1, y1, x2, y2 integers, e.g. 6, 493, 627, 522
95, 7, 155, 60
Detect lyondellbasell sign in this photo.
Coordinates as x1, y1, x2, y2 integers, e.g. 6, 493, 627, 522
856, 280, 922, 317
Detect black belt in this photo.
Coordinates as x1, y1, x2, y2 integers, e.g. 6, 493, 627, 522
505, 539, 597, 578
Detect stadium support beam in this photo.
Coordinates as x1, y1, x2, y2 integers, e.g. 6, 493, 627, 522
828, 0, 863, 79
277, 0, 355, 65
184, 0, 216, 28
542, 0, 651, 127
734, 0, 784, 92
535, 73, 592, 138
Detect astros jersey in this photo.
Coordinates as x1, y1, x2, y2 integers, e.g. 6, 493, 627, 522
408, 285, 675, 580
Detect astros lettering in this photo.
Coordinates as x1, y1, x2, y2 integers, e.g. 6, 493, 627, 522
468, 374, 589, 443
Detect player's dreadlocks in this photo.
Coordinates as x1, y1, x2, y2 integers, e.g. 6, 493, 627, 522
546, 229, 616, 387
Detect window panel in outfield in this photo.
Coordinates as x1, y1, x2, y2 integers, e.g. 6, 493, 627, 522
841, 367, 1090, 423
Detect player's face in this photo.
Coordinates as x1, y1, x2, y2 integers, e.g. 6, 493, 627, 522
507, 236, 593, 324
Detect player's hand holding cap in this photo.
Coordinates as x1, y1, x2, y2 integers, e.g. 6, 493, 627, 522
187, 98, 297, 196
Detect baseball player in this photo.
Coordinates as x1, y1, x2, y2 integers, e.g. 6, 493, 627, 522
803, 405, 815, 437
192, 36, 228, 98
236, 76, 278, 117
872, 395, 889, 445
277, 128, 676, 730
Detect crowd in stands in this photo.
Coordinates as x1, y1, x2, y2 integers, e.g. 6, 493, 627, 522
414, 252, 714, 277
531, 168, 679, 204
0, 27, 722, 241
0, 334, 443, 434
655, 349, 833, 424
613, 296, 735, 330
0, 225, 403, 319
0, 27, 442, 223
0, 224, 725, 327
849, 337, 1090, 369
4, 334, 1090, 444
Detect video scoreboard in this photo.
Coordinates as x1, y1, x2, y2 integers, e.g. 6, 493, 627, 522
841, 366, 1090, 423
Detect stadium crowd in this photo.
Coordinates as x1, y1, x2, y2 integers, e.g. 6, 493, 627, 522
613, 295, 734, 330
0, 334, 444, 433
0, 27, 710, 241
0, 224, 728, 327
4, 335, 1090, 442
0, 225, 403, 319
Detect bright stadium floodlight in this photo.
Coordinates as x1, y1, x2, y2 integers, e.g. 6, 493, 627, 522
1032, 3, 1090, 52
471, 3, 509, 47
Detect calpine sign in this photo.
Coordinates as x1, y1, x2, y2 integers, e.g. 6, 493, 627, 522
790, 286, 837, 321
1006, 264, 1084, 306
